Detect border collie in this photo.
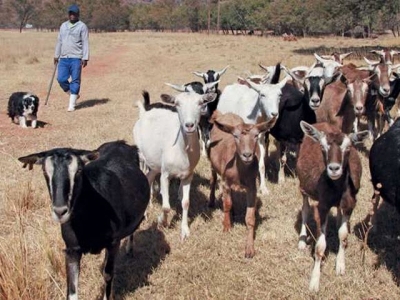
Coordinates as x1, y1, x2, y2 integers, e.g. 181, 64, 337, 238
8, 92, 39, 128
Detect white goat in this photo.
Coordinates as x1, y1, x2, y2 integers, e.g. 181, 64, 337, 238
133, 90, 217, 240
314, 53, 343, 84
217, 77, 287, 194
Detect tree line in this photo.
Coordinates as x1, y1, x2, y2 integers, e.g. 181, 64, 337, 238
1, 0, 399, 37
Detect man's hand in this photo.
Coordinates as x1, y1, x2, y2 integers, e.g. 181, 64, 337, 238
54, 58, 59, 65
82, 60, 88, 68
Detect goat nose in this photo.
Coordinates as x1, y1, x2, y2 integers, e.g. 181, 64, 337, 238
356, 106, 363, 112
243, 152, 253, 159
271, 112, 278, 117
311, 98, 320, 104
328, 164, 340, 172
185, 122, 195, 129
53, 206, 68, 218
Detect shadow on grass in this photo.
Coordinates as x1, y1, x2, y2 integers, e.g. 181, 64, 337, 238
294, 207, 346, 261
265, 139, 298, 184
151, 169, 268, 233
113, 224, 171, 298
354, 201, 400, 285
36, 120, 49, 128
75, 98, 110, 110
150, 172, 218, 231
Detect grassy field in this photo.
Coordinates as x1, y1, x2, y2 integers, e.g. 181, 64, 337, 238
1, 30, 400, 299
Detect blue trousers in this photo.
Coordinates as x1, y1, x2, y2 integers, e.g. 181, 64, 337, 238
57, 58, 82, 95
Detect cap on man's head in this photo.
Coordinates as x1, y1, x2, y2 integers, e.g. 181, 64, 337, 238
68, 4, 80, 14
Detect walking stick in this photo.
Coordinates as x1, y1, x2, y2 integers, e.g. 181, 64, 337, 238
45, 60, 58, 105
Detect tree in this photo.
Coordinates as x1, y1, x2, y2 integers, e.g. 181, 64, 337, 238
5, 0, 40, 32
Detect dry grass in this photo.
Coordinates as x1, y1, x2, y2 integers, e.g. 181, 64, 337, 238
1, 30, 400, 299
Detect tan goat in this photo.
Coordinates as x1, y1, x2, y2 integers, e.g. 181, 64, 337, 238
208, 111, 276, 258
296, 121, 368, 292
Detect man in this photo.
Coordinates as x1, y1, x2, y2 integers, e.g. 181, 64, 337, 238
54, 4, 89, 112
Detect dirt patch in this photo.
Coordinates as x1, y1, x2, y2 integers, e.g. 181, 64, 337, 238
83, 45, 129, 77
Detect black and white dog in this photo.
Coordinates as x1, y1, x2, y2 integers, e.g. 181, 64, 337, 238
8, 92, 39, 128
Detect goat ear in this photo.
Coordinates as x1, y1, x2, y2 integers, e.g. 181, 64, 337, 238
209, 110, 222, 124
80, 150, 99, 164
392, 63, 400, 71
313, 53, 324, 63
300, 121, 322, 142
244, 78, 262, 92
364, 57, 380, 67
370, 49, 384, 56
18, 153, 46, 170
214, 119, 235, 134
390, 50, 400, 56
160, 94, 176, 105
256, 116, 277, 133
340, 52, 352, 61
202, 92, 217, 104
282, 65, 302, 82
349, 130, 369, 144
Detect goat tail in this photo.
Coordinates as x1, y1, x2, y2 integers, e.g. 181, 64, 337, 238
142, 90, 151, 108
137, 90, 150, 116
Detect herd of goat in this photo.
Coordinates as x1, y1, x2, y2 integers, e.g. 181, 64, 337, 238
17, 48, 400, 298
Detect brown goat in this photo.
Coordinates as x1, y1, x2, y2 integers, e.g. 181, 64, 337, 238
208, 111, 276, 258
296, 121, 368, 292
316, 75, 372, 133
342, 62, 392, 139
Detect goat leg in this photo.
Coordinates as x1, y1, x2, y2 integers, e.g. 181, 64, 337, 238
65, 248, 82, 300
244, 188, 257, 258
103, 241, 120, 300
209, 169, 217, 208
222, 183, 232, 231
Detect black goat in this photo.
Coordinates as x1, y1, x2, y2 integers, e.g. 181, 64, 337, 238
18, 140, 150, 299
267, 73, 324, 183
369, 118, 400, 229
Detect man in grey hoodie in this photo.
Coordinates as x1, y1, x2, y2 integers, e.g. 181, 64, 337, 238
54, 4, 89, 112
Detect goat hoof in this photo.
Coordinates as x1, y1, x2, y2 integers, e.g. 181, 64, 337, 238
181, 228, 190, 241
309, 279, 320, 293
298, 238, 307, 250
244, 248, 255, 258
258, 186, 270, 196
157, 215, 169, 228
335, 263, 345, 276
223, 225, 231, 232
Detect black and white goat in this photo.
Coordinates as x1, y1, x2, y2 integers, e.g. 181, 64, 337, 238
18, 140, 150, 300
8, 92, 39, 128
381, 72, 400, 126
192, 66, 229, 154
267, 62, 326, 183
